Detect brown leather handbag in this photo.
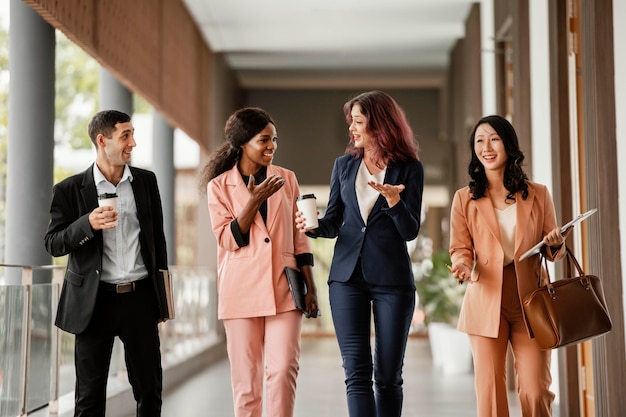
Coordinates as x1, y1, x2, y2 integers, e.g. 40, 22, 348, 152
522, 246, 612, 350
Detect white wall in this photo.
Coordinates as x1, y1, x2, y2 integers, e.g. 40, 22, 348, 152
481, 0, 496, 116
613, 0, 626, 354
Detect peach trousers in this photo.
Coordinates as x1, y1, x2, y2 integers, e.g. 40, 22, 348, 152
223, 310, 302, 417
468, 264, 555, 417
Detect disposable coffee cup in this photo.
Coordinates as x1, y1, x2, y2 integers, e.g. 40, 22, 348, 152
296, 194, 318, 230
98, 193, 118, 226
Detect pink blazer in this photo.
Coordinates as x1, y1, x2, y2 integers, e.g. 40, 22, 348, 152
449, 182, 566, 338
207, 165, 311, 320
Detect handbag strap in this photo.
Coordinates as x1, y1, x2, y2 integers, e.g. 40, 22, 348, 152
537, 245, 586, 288
537, 252, 551, 287
565, 246, 585, 277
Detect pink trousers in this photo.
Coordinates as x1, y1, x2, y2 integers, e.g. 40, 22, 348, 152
223, 310, 302, 417
469, 264, 554, 417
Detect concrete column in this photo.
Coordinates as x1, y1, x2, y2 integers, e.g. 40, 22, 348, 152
152, 111, 175, 264
99, 67, 133, 115
6, 0, 55, 284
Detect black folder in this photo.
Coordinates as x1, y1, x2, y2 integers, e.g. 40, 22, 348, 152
284, 267, 307, 312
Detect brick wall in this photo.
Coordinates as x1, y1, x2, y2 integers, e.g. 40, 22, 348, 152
23, 0, 213, 147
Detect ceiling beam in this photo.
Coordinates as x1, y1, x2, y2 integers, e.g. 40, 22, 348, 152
236, 69, 447, 90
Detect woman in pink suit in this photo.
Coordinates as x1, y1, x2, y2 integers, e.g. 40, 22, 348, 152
200, 107, 320, 417
449, 115, 568, 417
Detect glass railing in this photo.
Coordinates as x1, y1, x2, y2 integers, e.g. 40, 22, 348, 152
159, 266, 222, 367
0, 265, 64, 417
0, 265, 220, 417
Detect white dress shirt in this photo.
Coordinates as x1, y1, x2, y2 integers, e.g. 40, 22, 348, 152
94, 164, 148, 284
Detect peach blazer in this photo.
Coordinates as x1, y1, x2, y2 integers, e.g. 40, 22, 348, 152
207, 164, 311, 320
449, 181, 566, 338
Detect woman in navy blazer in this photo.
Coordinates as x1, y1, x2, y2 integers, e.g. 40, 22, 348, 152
297, 91, 423, 417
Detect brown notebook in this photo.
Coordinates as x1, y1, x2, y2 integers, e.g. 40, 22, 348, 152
157, 269, 176, 319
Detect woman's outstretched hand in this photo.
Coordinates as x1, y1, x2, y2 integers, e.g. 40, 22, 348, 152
368, 181, 405, 208
248, 174, 285, 202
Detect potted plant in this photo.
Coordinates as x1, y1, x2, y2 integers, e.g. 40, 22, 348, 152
414, 249, 472, 375
414, 250, 465, 326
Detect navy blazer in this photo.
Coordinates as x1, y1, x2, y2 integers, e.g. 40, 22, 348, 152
44, 164, 168, 334
308, 154, 423, 286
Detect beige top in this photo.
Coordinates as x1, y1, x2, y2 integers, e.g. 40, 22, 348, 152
495, 204, 516, 266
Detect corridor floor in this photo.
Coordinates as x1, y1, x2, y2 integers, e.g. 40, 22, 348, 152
156, 336, 523, 417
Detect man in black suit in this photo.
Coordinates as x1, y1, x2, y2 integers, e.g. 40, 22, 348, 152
45, 110, 168, 416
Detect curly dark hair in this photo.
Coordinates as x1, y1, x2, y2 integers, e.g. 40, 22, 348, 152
199, 107, 275, 193
343, 90, 418, 168
468, 115, 529, 201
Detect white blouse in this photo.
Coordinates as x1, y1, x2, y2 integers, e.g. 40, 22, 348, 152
355, 160, 386, 225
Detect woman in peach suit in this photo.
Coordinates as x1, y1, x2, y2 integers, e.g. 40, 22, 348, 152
200, 107, 319, 417
449, 115, 568, 417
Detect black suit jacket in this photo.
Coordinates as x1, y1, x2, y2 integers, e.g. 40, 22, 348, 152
308, 154, 423, 286
44, 164, 168, 334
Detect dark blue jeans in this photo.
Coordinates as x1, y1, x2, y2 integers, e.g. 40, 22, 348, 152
329, 266, 415, 417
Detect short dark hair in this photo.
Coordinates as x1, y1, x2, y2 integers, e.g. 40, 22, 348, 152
88, 110, 131, 146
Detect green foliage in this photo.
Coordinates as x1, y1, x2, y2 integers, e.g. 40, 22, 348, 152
415, 250, 466, 326
55, 33, 99, 149
134, 94, 151, 114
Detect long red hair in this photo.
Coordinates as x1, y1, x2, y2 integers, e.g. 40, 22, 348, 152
343, 90, 419, 168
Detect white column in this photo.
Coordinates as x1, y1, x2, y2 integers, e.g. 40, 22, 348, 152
529, 0, 553, 188
481, 0, 497, 116
613, 0, 626, 352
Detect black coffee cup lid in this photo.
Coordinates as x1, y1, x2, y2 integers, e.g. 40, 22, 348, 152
98, 193, 118, 199
297, 194, 316, 200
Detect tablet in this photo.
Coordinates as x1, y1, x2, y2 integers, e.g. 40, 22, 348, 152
518, 208, 597, 261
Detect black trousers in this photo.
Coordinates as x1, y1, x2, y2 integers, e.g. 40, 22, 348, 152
329, 263, 416, 417
74, 281, 162, 417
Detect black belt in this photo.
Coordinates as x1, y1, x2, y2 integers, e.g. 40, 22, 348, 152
100, 278, 150, 294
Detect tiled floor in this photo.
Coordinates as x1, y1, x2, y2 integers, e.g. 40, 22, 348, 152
158, 335, 524, 417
